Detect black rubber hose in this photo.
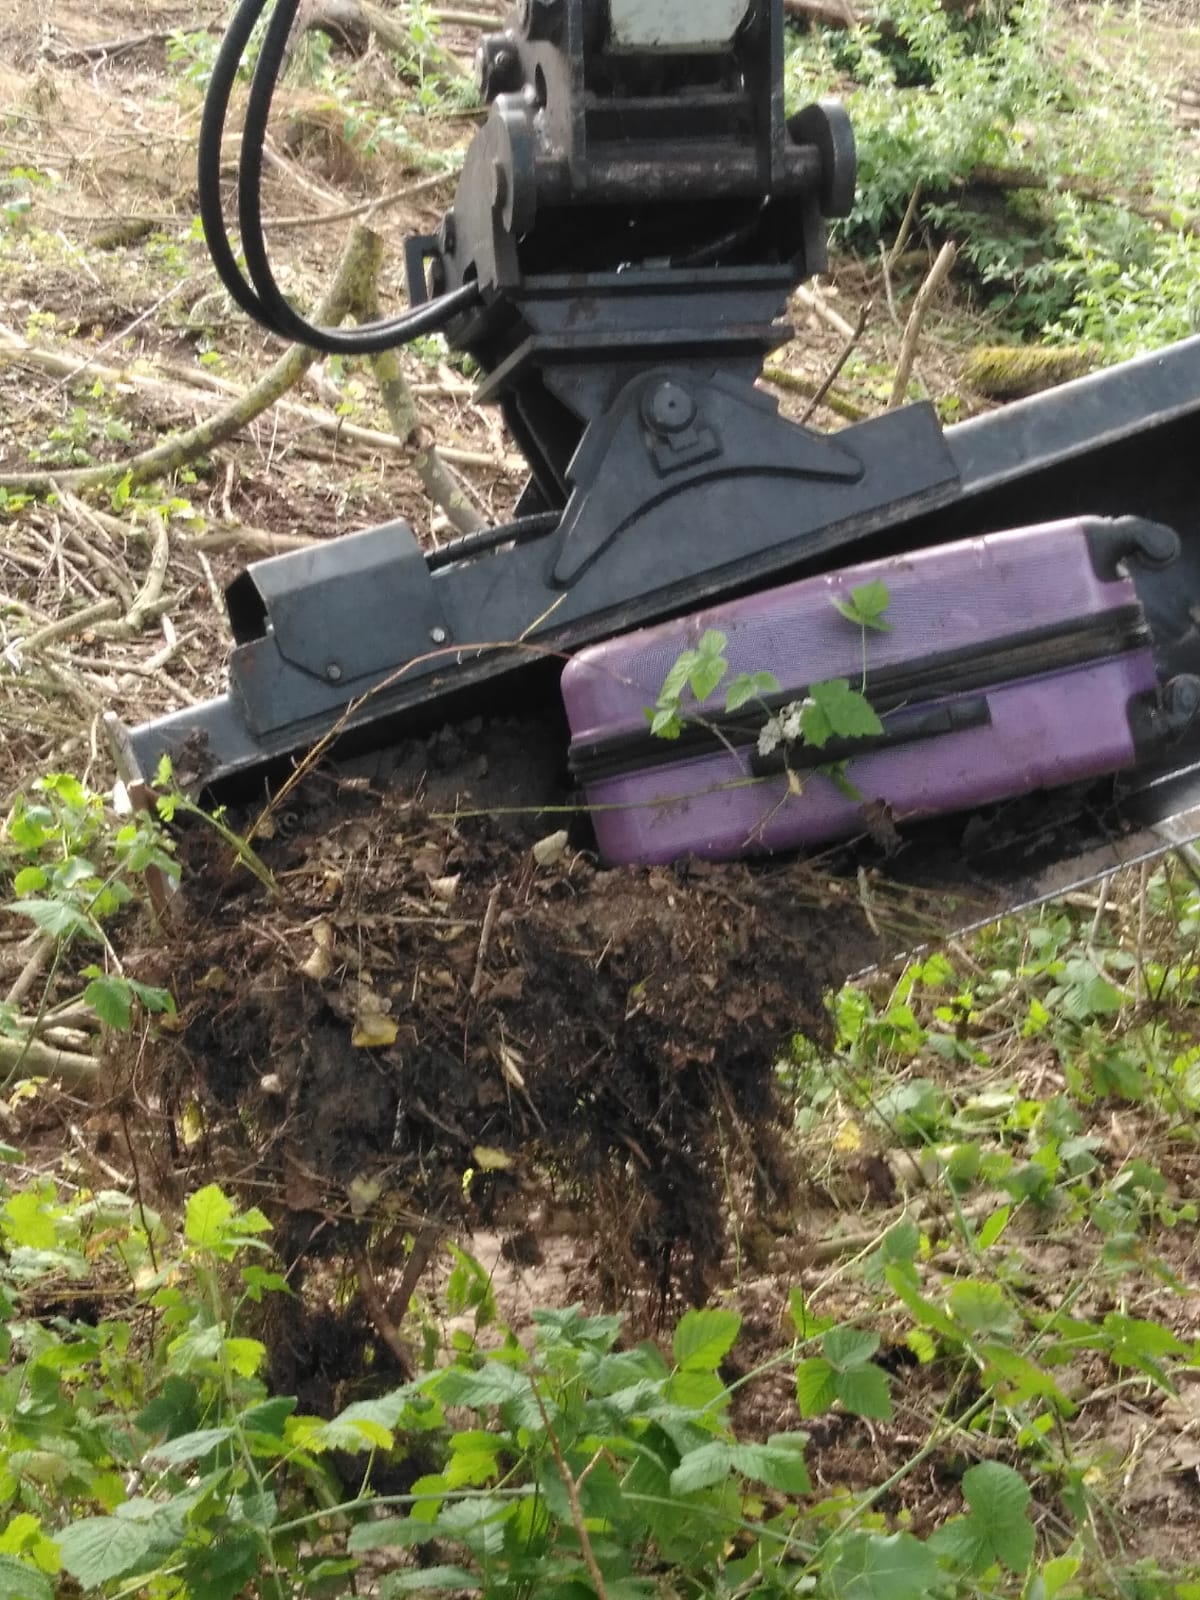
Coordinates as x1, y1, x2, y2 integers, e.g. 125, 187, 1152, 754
425, 512, 562, 571
197, 0, 273, 326
198, 0, 482, 352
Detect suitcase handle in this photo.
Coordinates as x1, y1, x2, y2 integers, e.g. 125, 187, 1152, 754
1085, 517, 1181, 579
749, 695, 992, 777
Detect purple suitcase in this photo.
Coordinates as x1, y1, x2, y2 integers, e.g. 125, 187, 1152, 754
561, 517, 1191, 867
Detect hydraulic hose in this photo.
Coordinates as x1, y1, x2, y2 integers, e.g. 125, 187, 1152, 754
197, 0, 482, 353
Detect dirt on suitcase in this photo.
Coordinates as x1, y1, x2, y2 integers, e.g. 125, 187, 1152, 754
138, 713, 965, 1316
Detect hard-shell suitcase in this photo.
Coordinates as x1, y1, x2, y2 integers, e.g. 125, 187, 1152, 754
561, 517, 1199, 867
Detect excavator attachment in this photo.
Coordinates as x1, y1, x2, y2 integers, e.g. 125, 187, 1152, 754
110, 0, 1200, 924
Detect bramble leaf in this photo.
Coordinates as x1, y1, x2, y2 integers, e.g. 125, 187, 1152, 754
0, 1555, 54, 1600
836, 1364, 893, 1421
832, 579, 893, 632
83, 974, 132, 1031
673, 1307, 741, 1371
825, 1530, 939, 1600
57, 1519, 156, 1587
796, 1357, 839, 1417
184, 1184, 236, 1251
725, 670, 780, 712
809, 679, 885, 742
824, 1328, 880, 1370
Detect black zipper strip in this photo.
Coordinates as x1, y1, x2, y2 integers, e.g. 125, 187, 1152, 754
570, 605, 1150, 786
749, 695, 993, 776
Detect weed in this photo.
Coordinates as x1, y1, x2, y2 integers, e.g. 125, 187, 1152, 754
785, 0, 1200, 352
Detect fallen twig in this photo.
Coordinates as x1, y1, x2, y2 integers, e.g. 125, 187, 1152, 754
20, 598, 122, 653
0, 225, 384, 497
0, 1034, 101, 1086
471, 884, 503, 1000
353, 1248, 416, 1377
45, 27, 191, 62
5, 937, 56, 1009
794, 282, 856, 340
122, 513, 171, 633
888, 239, 956, 410
363, 297, 489, 534
802, 303, 872, 425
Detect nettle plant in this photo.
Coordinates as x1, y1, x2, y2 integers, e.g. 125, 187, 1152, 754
647, 580, 892, 792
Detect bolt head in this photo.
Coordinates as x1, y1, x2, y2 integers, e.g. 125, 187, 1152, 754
430, 626, 448, 646
643, 381, 697, 435
325, 662, 344, 683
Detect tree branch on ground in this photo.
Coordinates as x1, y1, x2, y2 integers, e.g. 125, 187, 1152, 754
888, 240, 957, 409
0, 224, 383, 498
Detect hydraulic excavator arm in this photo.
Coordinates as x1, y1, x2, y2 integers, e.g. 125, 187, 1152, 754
109, 0, 1200, 918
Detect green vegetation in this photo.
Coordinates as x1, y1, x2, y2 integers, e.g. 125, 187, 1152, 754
1, 1150, 1192, 1599
4, 761, 1200, 1595
785, 0, 1200, 354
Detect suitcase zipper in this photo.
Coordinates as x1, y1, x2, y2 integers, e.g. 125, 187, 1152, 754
570, 605, 1151, 785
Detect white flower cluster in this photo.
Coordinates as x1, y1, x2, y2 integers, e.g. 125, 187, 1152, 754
756, 697, 813, 757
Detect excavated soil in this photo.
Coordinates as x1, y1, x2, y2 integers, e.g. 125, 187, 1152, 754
135, 714, 908, 1327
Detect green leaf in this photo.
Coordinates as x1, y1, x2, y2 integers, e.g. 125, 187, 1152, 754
0, 1555, 54, 1600
688, 653, 728, 705
823, 1327, 880, 1370
382, 1567, 482, 1595
11, 867, 47, 896
433, 1363, 531, 1410
927, 1517, 991, 1574
832, 579, 893, 632
962, 1460, 1030, 1524
665, 1367, 728, 1410
731, 1433, 811, 1494
825, 1530, 939, 1600
241, 1396, 297, 1438
83, 974, 132, 1030
348, 1518, 434, 1552
658, 648, 701, 707
836, 1364, 893, 1421
948, 1280, 1019, 1342
181, 1530, 261, 1600
184, 1184, 236, 1251
239, 1489, 278, 1530
673, 1307, 741, 1371
57, 1518, 156, 1586
977, 1204, 1012, 1251
796, 1357, 838, 1417
136, 1374, 202, 1438
930, 1461, 1035, 1575
7, 898, 96, 942
145, 1426, 233, 1466
3, 1189, 58, 1250
224, 1337, 267, 1377
809, 679, 884, 741
725, 670, 780, 712
649, 707, 684, 740
127, 979, 176, 1016
669, 1441, 736, 1494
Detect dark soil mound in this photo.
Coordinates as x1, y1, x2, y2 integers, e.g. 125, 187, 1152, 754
138, 715, 915, 1318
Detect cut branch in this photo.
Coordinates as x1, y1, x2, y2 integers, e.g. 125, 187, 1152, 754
0, 1034, 101, 1086
362, 296, 488, 534
963, 163, 1198, 235
888, 239, 956, 410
